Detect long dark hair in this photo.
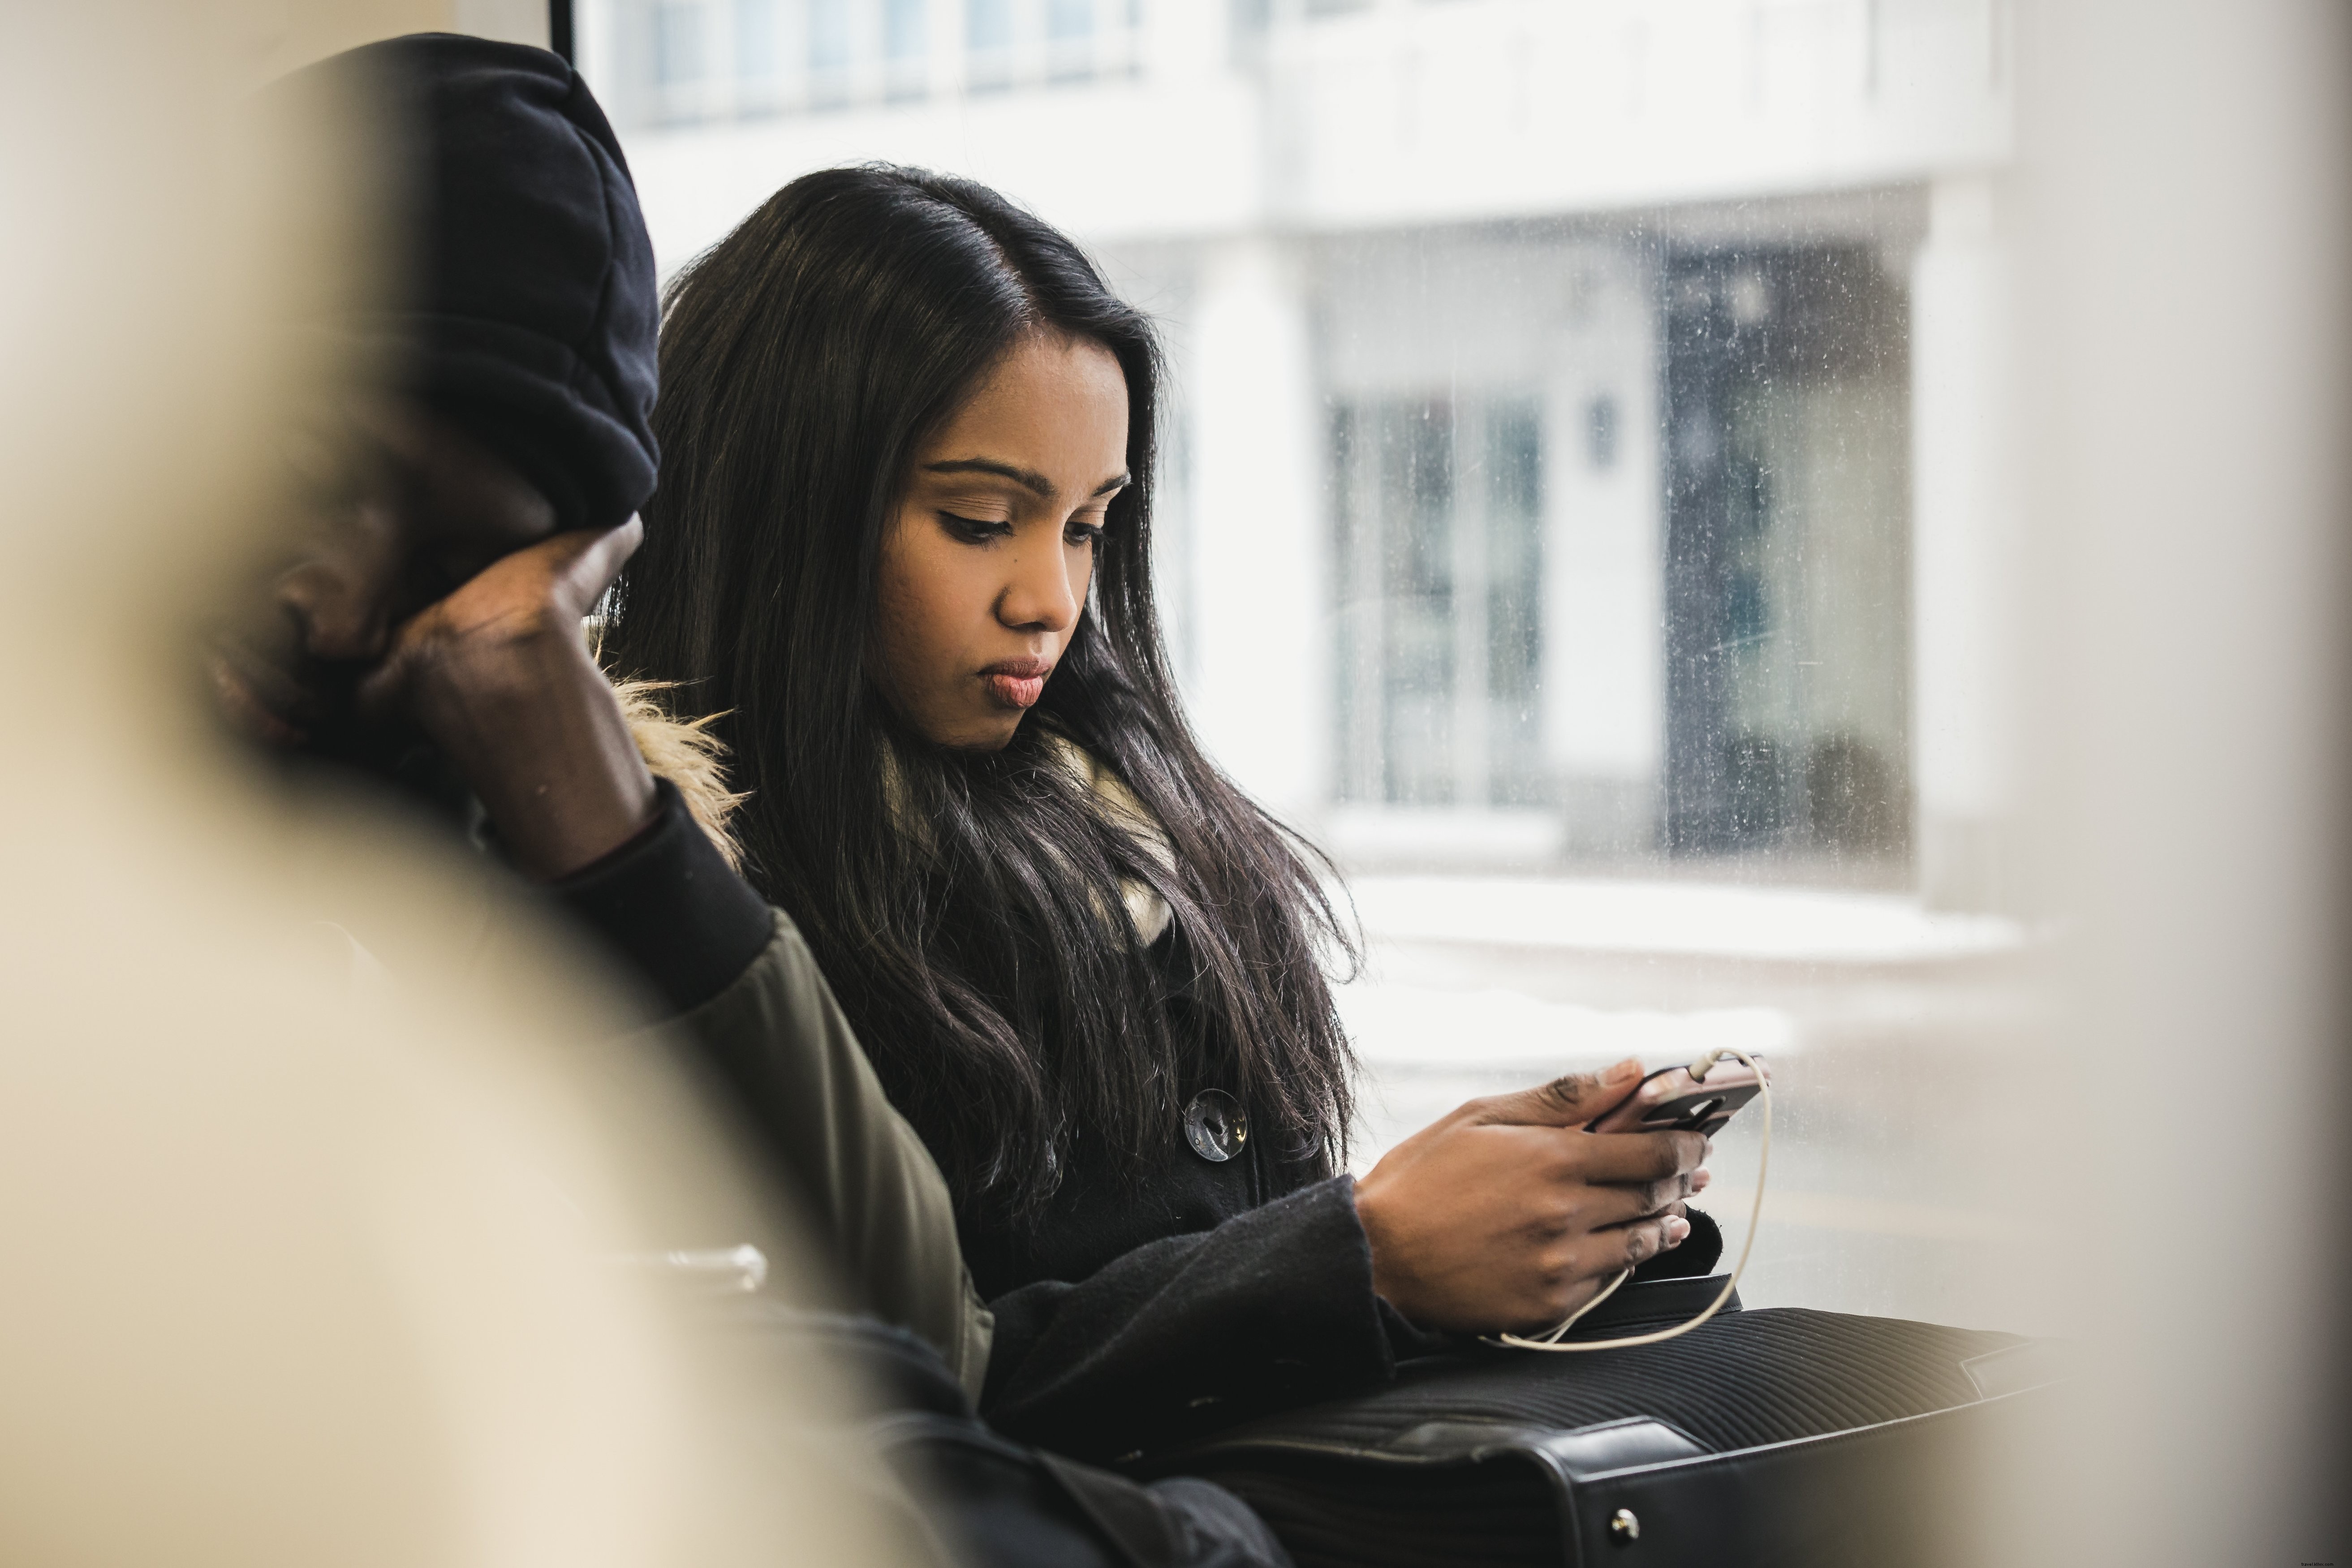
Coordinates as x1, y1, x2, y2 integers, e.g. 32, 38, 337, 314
603, 165, 1355, 1216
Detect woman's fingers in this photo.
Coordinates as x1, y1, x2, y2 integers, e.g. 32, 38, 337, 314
1480, 1124, 1705, 1225
1590, 1210, 1690, 1272
1568, 1172, 1698, 1230
1508, 1213, 1696, 1331
1560, 1127, 1708, 1185
1358, 1110, 1710, 1335
1466, 1059, 1645, 1129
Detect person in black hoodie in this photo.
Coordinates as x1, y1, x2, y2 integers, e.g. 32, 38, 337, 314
218, 39, 1289, 1568
218, 34, 988, 1388
597, 164, 1719, 1467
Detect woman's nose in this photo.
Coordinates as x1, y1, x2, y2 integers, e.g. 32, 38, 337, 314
995, 543, 1081, 633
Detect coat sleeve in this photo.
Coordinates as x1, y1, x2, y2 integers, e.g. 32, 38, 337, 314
666, 912, 997, 1400
979, 1177, 1428, 1463
547, 784, 994, 1400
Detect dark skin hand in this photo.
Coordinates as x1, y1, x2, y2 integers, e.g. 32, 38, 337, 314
359, 519, 655, 881
214, 396, 655, 880
1354, 1058, 1711, 1335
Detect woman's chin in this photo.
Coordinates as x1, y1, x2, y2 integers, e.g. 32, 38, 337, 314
928, 711, 1025, 753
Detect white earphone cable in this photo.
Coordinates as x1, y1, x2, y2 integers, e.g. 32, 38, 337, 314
1488, 1045, 1769, 1353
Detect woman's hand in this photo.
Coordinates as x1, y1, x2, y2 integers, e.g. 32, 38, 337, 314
358, 518, 657, 880
1352, 1059, 1710, 1335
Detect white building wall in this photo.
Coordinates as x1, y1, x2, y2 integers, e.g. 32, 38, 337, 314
1185, 238, 1331, 824
1542, 246, 1663, 852
1910, 172, 2021, 908
592, 0, 2012, 262
1266, 0, 2009, 230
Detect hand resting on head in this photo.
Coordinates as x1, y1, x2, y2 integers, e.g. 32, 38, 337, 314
359, 518, 658, 881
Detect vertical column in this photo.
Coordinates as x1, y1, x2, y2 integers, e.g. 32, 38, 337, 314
1908, 172, 2020, 911
1185, 236, 1331, 824
1542, 244, 1664, 853
573, 0, 622, 103
2012, 1, 2352, 1560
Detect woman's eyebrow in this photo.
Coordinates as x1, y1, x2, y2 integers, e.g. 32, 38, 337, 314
923, 457, 1132, 501
923, 457, 1054, 497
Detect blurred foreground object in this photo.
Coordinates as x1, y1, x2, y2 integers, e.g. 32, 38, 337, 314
2003, 1, 2352, 1564
0, 7, 909, 1563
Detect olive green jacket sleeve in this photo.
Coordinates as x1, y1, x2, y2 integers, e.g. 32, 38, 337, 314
669, 909, 993, 1399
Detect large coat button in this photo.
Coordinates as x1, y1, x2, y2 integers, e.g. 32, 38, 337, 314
1183, 1089, 1249, 1163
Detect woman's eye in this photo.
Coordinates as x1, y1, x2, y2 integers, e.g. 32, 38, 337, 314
1065, 520, 1106, 548
940, 511, 1011, 543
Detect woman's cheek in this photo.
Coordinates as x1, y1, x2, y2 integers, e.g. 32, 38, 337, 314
873, 519, 948, 710
935, 547, 1003, 708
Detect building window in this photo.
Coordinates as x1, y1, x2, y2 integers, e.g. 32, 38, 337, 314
734, 0, 783, 116
1662, 246, 1912, 858
884, 0, 926, 59
735, 0, 778, 79
1045, 0, 1095, 82
1335, 395, 1544, 807
967, 0, 1015, 90
883, 0, 928, 99
807, 0, 854, 107
652, 1, 705, 88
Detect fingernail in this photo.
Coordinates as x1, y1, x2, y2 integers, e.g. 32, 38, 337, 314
1603, 1058, 1641, 1086
1666, 1216, 1691, 1245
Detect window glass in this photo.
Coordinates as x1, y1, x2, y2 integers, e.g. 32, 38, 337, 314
734, 0, 778, 82
884, 0, 926, 62
577, 0, 2032, 1332
809, 0, 856, 108
965, 0, 1013, 49
650, 1, 702, 88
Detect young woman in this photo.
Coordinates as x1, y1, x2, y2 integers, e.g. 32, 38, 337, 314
602, 166, 1714, 1462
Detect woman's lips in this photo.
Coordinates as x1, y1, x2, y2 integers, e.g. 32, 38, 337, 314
980, 659, 1051, 711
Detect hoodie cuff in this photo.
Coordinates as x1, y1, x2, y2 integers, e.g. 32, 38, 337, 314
548, 777, 774, 1015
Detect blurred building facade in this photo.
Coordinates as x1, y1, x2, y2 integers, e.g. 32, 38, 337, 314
577, 0, 2016, 907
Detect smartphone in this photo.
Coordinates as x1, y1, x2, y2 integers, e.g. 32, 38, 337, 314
1584, 1059, 1767, 1137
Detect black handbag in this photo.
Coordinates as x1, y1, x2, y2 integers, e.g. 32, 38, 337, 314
1132, 1276, 2063, 1568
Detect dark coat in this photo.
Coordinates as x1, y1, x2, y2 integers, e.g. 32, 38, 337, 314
549, 779, 1288, 1561
604, 818, 1721, 1469
552, 777, 995, 1393
961, 924, 1419, 1464
964, 927, 1723, 1465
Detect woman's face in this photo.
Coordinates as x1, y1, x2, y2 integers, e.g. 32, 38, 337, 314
873, 328, 1130, 750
